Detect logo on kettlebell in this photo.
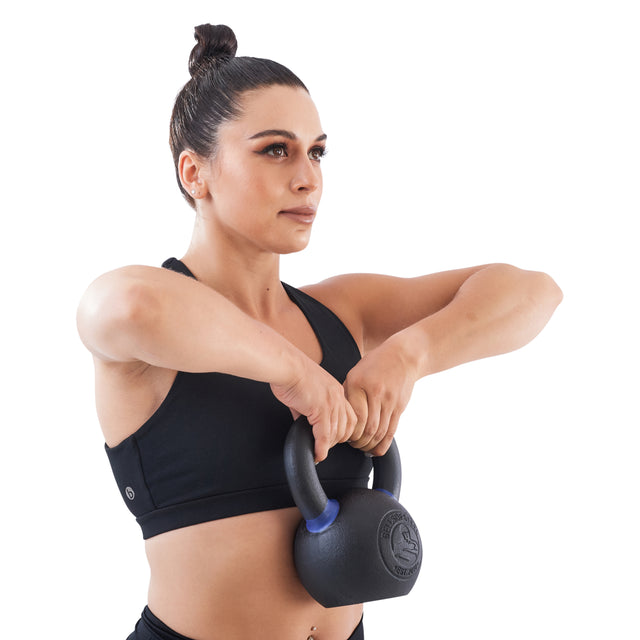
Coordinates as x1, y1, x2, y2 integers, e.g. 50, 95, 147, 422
378, 510, 422, 579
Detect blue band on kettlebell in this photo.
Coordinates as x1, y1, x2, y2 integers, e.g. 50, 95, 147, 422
305, 499, 340, 533
375, 488, 398, 500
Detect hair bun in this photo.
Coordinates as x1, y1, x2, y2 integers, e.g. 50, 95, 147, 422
189, 24, 238, 76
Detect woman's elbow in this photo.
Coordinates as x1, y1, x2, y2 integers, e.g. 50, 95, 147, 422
528, 269, 563, 311
486, 263, 563, 320
487, 263, 563, 309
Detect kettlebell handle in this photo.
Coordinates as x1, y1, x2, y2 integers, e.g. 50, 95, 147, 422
284, 416, 402, 526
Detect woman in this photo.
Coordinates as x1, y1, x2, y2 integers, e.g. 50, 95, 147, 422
77, 24, 562, 640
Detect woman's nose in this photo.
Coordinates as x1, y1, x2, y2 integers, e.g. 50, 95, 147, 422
290, 157, 321, 193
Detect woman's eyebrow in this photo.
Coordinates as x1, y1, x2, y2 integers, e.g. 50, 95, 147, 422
248, 129, 327, 142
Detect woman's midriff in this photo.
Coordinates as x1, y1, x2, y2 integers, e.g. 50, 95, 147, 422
144, 507, 363, 640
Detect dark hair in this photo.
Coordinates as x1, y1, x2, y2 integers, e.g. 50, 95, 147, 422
169, 24, 308, 208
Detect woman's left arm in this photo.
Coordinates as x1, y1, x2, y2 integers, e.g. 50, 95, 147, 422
306, 264, 563, 455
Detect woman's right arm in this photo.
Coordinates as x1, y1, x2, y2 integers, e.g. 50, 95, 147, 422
76, 265, 354, 461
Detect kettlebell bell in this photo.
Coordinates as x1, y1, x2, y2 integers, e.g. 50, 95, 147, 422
284, 416, 422, 608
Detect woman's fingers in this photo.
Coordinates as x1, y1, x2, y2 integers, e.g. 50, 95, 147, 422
343, 339, 418, 456
312, 420, 332, 463
350, 397, 381, 451
344, 386, 368, 444
359, 401, 394, 452
335, 401, 356, 444
368, 408, 400, 457
271, 357, 354, 463
348, 399, 398, 453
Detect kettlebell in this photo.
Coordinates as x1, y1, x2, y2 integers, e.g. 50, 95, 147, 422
284, 416, 422, 608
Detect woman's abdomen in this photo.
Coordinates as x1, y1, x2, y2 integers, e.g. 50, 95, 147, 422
144, 507, 363, 640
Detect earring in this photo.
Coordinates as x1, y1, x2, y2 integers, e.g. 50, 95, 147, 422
191, 189, 196, 195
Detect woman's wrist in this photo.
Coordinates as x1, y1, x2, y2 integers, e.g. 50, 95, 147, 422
273, 342, 306, 387
388, 325, 433, 381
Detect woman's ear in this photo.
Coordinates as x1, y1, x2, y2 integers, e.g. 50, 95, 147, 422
178, 150, 209, 200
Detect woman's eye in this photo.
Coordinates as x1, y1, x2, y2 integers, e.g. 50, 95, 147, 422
262, 143, 288, 158
309, 146, 327, 162
258, 143, 326, 161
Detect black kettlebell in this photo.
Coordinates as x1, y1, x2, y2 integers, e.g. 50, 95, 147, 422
284, 415, 422, 608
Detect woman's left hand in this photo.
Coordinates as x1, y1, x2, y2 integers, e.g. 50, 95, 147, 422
344, 332, 420, 456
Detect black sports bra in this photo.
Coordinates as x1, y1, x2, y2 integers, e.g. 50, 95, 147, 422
105, 258, 372, 539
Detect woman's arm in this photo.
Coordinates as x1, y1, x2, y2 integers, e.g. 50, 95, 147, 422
78, 265, 299, 378
77, 265, 355, 461
307, 264, 563, 454
387, 263, 563, 377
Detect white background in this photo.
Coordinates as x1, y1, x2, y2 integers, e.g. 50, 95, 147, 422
1, 1, 638, 638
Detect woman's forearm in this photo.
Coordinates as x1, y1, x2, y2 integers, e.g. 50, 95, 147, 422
395, 264, 563, 378
77, 265, 307, 386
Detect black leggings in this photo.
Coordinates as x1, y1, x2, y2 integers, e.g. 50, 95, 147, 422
127, 606, 365, 640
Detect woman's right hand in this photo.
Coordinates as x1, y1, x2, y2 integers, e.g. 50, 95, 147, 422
270, 357, 357, 463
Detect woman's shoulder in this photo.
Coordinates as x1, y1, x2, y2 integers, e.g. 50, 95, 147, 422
300, 273, 397, 317
81, 263, 186, 289
299, 274, 385, 354
76, 264, 186, 362
78, 263, 195, 314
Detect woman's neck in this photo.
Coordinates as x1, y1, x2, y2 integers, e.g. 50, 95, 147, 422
181, 223, 287, 321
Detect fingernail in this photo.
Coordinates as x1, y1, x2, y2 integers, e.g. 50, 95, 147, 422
364, 452, 374, 458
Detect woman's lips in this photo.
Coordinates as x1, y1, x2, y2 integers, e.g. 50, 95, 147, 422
279, 206, 316, 224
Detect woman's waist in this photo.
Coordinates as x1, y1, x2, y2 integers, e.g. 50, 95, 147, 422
144, 508, 363, 639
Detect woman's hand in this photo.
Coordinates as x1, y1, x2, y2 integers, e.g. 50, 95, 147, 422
270, 356, 357, 464
344, 333, 420, 457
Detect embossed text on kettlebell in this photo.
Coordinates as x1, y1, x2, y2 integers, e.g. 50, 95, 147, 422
378, 510, 422, 579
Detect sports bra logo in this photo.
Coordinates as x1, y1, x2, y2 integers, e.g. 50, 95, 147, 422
125, 486, 135, 500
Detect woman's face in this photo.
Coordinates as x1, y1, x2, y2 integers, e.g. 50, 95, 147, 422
204, 85, 326, 255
